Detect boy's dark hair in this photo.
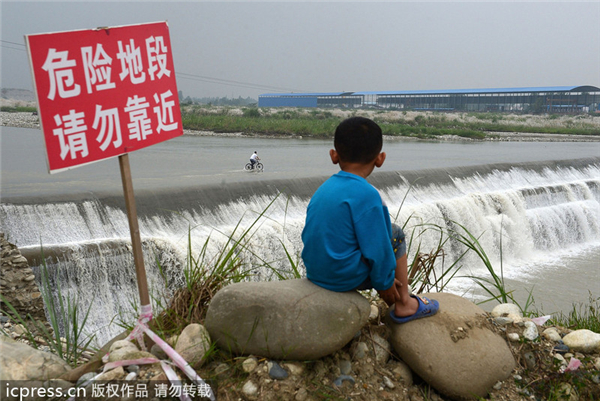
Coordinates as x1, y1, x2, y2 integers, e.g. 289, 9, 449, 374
334, 117, 383, 163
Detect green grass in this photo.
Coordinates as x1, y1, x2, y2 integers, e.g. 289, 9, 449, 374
180, 106, 600, 139
549, 292, 600, 332
1, 106, 37, 113
0, 249, 96, 367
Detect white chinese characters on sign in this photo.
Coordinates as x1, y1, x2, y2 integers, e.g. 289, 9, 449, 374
53, 110, 88, 160
42, 33, 178, 162
146, 36, 171, 81
117, 38, 146, 85
42, 49, 81, 100
125, 95, 153, 141
93, 105, 122, 151
82, 44, 116, 94
153, 90, 178, 133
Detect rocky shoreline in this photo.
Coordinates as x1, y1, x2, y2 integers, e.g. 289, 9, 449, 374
3, 110, 600, 142
2, 234, 600, 401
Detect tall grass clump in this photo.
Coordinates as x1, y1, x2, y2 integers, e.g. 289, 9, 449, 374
0, 249, 96, 367
550, 292, 600, 332
147, 195, 293, 337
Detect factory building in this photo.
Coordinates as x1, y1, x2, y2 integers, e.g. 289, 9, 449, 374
259, 85, 600, 113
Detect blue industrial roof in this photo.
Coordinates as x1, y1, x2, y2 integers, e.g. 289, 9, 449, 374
259, 92, 349, 97
260, 85, 600, 98
353, 86, 599, 95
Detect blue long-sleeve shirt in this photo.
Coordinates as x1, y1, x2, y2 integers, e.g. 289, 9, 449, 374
301, 171, 396, 292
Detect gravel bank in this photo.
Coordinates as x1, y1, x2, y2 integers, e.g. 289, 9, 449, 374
3, 111, 599, 142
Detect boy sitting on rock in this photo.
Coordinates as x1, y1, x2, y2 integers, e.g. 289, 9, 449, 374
301, 117, 439, 323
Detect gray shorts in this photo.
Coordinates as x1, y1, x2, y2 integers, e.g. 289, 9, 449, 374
355, 223, 406, 291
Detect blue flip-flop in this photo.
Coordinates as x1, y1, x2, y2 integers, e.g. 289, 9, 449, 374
389, 295, 439, 324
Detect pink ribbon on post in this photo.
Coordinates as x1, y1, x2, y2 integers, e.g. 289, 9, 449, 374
80, 304, 215, 401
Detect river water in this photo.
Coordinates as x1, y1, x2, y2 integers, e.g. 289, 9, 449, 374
1, 126, 599, 345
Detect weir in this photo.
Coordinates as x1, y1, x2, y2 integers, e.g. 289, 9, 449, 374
1, 157, 599, 345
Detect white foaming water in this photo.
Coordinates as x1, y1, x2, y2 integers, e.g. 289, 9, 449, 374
1, 162, 599, 345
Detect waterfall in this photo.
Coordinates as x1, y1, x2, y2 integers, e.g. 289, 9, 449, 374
1, 159, 599, 345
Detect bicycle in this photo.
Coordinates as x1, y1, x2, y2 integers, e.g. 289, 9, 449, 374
244, 161, 263, 171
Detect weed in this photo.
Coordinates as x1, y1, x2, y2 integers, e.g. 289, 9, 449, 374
550, 292, 600, 332
0, 247, 96, 367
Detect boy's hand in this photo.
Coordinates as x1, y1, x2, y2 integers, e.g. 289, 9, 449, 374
377, 279, 401, 306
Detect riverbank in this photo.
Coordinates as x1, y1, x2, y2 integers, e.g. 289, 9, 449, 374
2, 231, 599, 401
3, 107, 600, 142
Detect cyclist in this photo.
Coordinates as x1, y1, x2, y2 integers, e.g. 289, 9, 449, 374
249, 151, 260, 169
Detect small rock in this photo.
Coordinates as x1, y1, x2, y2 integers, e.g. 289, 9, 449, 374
339, 359, 352, 375
13, 324, 27, 336
13, 256, 28, 265
242, 357, 258, 373
390, 360, 413, 386
108, 350, 155, 363
295, 387, 308, 401
523, 352, 536, 369
268, 361, 288, 380
214, 362, 230, 377
76, 372, 96, 387
523, 321, 539, 341
126, 365, 140, 374
371, 333, 392, 364
493, 381, 503, 390
174, 323, 211, 368
507, 333, 520, 342
594, 357, 600, 370
369, 304, 379, 320
553, 344, 570, 354
563, 329, 600, 353
97, 366, 125, 382
513, 374, 522, 381
491, 303, 522, 319
109, 339, 137, 353
383, 376, 395, 389
242, 380, 258, 397
150, 343, 168, 360
542, 327, 562, 342
125, 372, 137, 381
352, 341, 368, 359
333, 375, 355, 387
554, 353, 566, 362
23, 274, 36, 282
283, 362, 305, 376
494, 316, 514, 326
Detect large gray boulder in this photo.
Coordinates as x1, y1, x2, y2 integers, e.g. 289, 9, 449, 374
388, 293, 515, 400
0, 335, 71, 381
204, 278, 370, 360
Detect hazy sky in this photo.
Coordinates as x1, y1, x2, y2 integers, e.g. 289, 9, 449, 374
1, 1, 599, 100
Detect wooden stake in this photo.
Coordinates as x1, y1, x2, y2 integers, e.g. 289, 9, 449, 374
119, 153, 150, 306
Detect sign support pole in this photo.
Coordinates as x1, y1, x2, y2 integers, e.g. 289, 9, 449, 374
119, 153, 150, 306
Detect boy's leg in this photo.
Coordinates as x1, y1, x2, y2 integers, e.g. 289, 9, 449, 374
392, 253, 419, 317
389, 224, 419, 317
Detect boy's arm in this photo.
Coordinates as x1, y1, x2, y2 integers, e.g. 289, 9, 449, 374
377, 278, 401, 306
355, 209, 397, 291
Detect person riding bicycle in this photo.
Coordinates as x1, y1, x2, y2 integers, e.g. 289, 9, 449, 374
249, 151, 260, 168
